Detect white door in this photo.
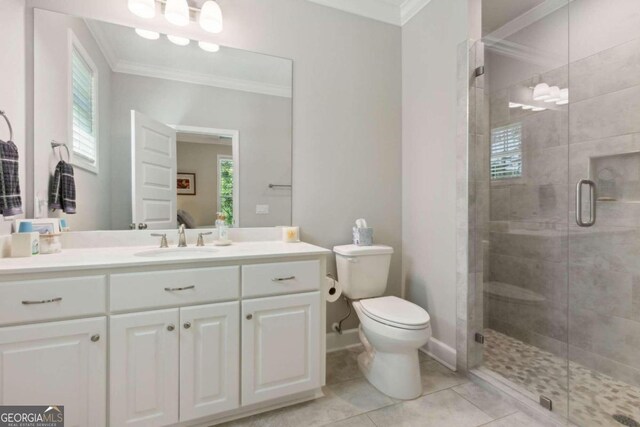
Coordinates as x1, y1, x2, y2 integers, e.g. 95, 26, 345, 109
131, 110, 177, 230
180, 302, 240, 421
241, 292, 321, 406
110, 309, 179, 427
0, 317, 106, 427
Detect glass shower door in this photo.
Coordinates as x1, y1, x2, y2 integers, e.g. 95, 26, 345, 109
567, 1, 640, 426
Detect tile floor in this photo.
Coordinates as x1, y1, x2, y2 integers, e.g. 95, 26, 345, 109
483, 328, 640, 427
220, 345, 556, 427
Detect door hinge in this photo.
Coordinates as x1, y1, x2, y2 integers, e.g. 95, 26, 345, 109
474, 333, 485, 344
540, 395, 553, 411
474, 66, 485, 77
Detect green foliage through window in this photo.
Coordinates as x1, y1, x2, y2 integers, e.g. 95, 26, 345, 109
219, 158, 233, 225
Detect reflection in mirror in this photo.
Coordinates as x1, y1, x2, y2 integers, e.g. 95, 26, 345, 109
34, 9, 292, 231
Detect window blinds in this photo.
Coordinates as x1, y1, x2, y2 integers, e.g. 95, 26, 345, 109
71, 47, 97, 164
490, 123, 522, 180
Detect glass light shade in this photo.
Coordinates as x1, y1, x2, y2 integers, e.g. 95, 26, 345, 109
164, 0, 190, 26
135, 28, 160, 40
556, 88, 569, 105
544, 86, 561, 103
198, 41, 220, 52
531, 106, 546, 112
199, 1, 223, 33
167, 34, 190, 46
509, 102, 523, 108
532, 83, 550, 101
522, 105, 534, 110
128, 0, 156, 19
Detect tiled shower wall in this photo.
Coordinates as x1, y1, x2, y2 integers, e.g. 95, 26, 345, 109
483, 15, 640, 388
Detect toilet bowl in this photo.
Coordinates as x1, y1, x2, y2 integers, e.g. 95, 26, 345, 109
353, 296, 431, 400
333, 244, 431, 400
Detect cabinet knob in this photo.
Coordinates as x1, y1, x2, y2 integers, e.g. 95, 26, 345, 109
183, 322, 191, 329
246, 314, 253, 320
167, 324, 175, 331
91, 334, 100, 342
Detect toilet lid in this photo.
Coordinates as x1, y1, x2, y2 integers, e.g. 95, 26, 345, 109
359, 296, 430, 330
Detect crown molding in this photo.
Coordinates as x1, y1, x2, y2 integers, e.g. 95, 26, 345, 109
307, 0, 431, 26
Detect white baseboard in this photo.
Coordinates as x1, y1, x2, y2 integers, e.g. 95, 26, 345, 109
421, 337, 457, 370
326, 328, 360, 353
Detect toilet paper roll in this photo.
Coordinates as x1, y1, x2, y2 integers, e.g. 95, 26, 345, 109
324, 276, 342, 303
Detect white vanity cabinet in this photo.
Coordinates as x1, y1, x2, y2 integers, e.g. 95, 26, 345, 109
0, 316, 107, 427
241, 292, 321, 406
0, 248, 327, 427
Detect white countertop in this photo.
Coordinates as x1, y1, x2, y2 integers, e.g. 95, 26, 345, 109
0, 241, 331, 275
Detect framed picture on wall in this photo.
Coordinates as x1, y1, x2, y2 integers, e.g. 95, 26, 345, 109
177, 173, 196, 195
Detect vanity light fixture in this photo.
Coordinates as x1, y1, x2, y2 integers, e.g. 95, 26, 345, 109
509, 102, 523, 108
532, 83, 551, 101
164, 0, 190, 26
135, 28, 160, 40
198, 41, 220, 52
199, 1, 223, 33
167, 34, 190, 46
128, 0, 156, 19
531, 106, 546, 111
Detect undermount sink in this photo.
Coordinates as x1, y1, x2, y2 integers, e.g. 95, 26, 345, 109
135, 247, 218, 258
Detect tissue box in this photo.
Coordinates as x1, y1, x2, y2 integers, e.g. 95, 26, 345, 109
11, 232, 40, 257
353, 227, 373, 246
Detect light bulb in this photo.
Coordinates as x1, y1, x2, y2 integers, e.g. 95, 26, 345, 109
135, 28, 160, 40
128, 0, 155, 19
165, 0, 190, 26
531, 106, 546, 112
199, 0, 223, 33
522, 105, 533, 110
532, 83, 550, 101
167, 34, 190, 46
509, 102, 523, 108
544, 86, 561, 103
198, 41, 220, 52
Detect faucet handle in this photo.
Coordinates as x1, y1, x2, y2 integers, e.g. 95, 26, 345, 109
151, 233, 168, 248
196, 232, 213, 247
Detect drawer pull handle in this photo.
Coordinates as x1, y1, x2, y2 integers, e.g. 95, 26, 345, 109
272, 276, 295, 282
246, 314, 253, 320
167, 324, 175, 331
21, 297, 62, 305
164, 285, 195, 291
184, 322, 191, 329
91, 334, 100, 342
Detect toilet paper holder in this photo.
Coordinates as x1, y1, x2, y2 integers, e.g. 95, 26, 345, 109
327, 273, 352, 335
326, 273, 337, 296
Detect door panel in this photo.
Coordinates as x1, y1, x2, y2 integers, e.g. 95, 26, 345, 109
0, 317, 106, 427
241, 292, 320, 406
180, 302, 240, 421
110, 309, 179, 427
131, 110, 177, 229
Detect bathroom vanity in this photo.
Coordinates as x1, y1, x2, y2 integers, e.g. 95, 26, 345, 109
0, 240, 330, 426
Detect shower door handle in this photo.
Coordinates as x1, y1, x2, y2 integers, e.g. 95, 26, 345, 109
576, 179, 596, 227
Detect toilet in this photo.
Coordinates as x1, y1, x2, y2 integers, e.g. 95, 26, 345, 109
334, 244, 431, 400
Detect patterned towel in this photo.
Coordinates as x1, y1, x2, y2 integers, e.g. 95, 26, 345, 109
49, 161, 76, 214
0, 139, 23, 217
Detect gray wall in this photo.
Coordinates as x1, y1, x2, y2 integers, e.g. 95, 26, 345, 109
8, 0, 402, 333
402, 0, 469, 357
176, 141, 232, 227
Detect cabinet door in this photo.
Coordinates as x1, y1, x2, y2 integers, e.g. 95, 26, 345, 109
0, 317, 106, 427
180, 302, 239, 421
110, 309, 179, 427
241, 292, 320, 406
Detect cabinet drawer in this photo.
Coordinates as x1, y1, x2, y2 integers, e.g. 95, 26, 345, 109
242, 260, 320, 298
0, 276, 106, 325
110, 266, 239, 312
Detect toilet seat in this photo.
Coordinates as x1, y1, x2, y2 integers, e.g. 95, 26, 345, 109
358, 296, 430, 330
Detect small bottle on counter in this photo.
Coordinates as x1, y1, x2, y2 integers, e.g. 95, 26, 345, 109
214, 212, 231, 246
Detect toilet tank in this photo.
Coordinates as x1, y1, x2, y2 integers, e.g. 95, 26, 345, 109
333, 245, 394, 299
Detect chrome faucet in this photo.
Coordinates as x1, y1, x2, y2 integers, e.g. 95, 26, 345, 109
178, 224, 187, 247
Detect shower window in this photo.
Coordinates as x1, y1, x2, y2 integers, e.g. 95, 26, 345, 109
490, 123, 522, 180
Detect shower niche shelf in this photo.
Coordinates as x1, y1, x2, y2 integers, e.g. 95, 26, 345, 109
589, 151, 640, 203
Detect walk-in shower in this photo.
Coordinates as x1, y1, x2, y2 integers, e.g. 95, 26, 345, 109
465, 1, 640, 426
